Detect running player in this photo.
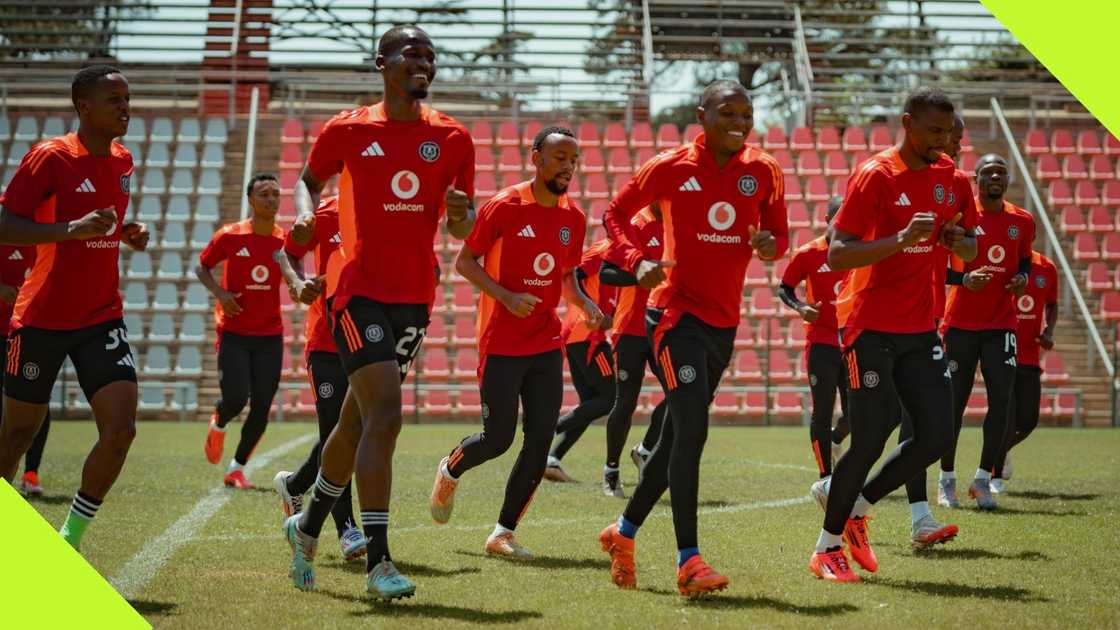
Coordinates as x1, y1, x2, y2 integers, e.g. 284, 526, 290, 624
599, 204, 668, 485
0, 65, 149, 551
994, 248, 1057, 493
544, 238, 616, 485
807, 87, 976, 583
0, 243, 49, 496
938, 153, 1034, 510
281, 25, 475, 600
779, 196, 849, 478
272, 194, 367, 561
429, 126, 595, 558
197, 173, 285, 489
597, 80, 789, 596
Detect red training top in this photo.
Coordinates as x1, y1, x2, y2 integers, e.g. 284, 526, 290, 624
781, 235, 847, 348
0, 245, 37, 336
562, 239, 617, 346
610, 207, 663, 339
284, 196, 342, 357
1015, 251, 1058, 367
199, 219, 285, 336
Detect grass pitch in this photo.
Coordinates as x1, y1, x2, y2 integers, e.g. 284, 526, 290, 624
21, 421, 1120, 628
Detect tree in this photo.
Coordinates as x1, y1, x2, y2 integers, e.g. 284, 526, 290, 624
0, 1, 152, 59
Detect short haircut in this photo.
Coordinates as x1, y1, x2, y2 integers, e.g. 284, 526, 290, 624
377, 24, 431, 58
71, 64, 122, 107
974, 153, 1008, 176
700, 79, 750, 109
903, 87, 955, 117
532, 126, 576, 152
246, 173, 278, 197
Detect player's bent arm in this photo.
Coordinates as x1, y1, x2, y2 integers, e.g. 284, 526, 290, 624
194, 264, 227, 299
295, 169, 326, 221
0, 207, 88, 245
561, 270, 601, 325
446, 205, 476, 240
1042, 302, 1059, 341
599, 261, 637, 287
454, 245, 512, 305
280, 252, 307, 288
778, 283, 807, 313
949, 230, 977, 262
827, 226, 906, 270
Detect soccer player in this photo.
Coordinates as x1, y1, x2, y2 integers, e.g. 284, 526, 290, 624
197, 174, 285, 489
0, 64, 149, 551
544, 238, 616, 485
938, 153, 1034, 510
780, 196, 849, 478
807, 87, 976, 583
281, 25, 475, 600
597, 80, 789, 596
272, 194, 367, 561
599, 204, 668, 484
994, 248, 1057, 493
429, 126, 595, 558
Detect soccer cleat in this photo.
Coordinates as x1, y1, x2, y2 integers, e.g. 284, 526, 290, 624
204, 414, 225, 465
485, 532, 533, 560
20, 471, 42, 497
366, 558, 416, 601
910, 514, 959, 549
273, 471, 302, 520
676, 555, 729, 597
809, 477, 829, 512
599, 523, 637, 589
224, 469, 254, 489
339, 526, 368, 562
969, 478, 998, 510
629, 444, 648, 472
842, 516, 878, 572
602, 470, 625, 498
937, 478, 960, 508
283, 515, 317, 591
543, 463, 576, 483
809, 548, 860, 583
990, 478, 1007, 494
429, 456, 458, 524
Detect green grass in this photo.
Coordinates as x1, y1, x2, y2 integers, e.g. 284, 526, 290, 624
23, 421, 1120, 629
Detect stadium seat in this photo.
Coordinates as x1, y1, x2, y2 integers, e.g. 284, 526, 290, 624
159, 196, 186, 222
173, 144, 198, 169
200, 143, 225, 169
451, 315, 475, 347
1053, 392, 1078, 417
744, 392, 767, 415
123, 313, 144, 341
1041, 352, 1070, 383
608, 174, 629, 198
127, 252, 153, 279
684, 124, 702, 143
195, 196, 220, 222
1103, 181, 1120, 205
150, 117, 174, 143
145, 143, 170, 169
763, 127, 787, 150
1024, 129, 1047, 156
1047, 180, 1073, 206
124, 118, 147, 143
455, 389, 482, 416
1105, 132, 1120, 156
144, 345, 171, 376
421, 390, 453, 416
135, 196, 162, 222
40, 116, 65, 139
711, 392, 740, 416
773, 392, 802, 415
141, 169, 166, 195
1060, 206, 1087, 234
656, 123, 680, 149
784, 174, 803, 201
474, 172, 496, 201
842, 127, 868, 151
0, 117, 9, 142
1063, 155, 1088, 180
148, 313, 175, 342
454, 348, 479, 379
583, 174, 608, 199
138, 384, 167, 411
157, 252, 184, 280
474, 145, 495, 173
123, 141, 143, 165
823, 150, 848, 177
13, 116, 38, 142
743, 257, 768, 288
497, 147, 522, 173
179, 313, 206, 343
279, 144, 302, 170
1035, 154, 1060, 180
756, 319, 784, 348
734, 320, 755, 350
421, 348, 450, 381
306, 120, 325, 144
768, 351, 794, 382
867, 125, 892, 152
190, 223, 214, 252
1102, 233, 1120, 261
603, 122, 627, 148
733, 350, 762, 382
792, 228, 815, 251
156, 222, 184, 251
578, 122, 601, 147
749, 288, 776, 318
1089, 155, 1113, 180
770, 258, 790, 285
1101, 290, 1120, 319
1050, 129, 1075, 155
630, 122, 654, 148
123, 282, 148, 310
772, 150, 794, 173
281, 119, 304, 144
1086, 262, 1111, 292
152, 283, 179, 311
183, 284, 210, 312
607, 148, 632, 175
811, 202, 831, 228
1089, 206, 1113, 233
805, 175, 829, 202
965, 392, 988, 418
500, 172, 522, 191
816, 126, 841, 151
796, 150, 822, 176
178, 118, 201, 144
787, 201, 810, 229
470, 121, 493, 147
788, 323, 807, 349
850, 150, 871, 172
1073, 233, 1099, 261
204, 117, 228, 144
520, 121, 542, 148
451, 285, 476, 314
789, 127, 814, 151
581, 147, 605, 173
197, 169, 221, 195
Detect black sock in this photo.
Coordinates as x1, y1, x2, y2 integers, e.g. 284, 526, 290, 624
298, 472, 345, 539
362, 510, 390, 571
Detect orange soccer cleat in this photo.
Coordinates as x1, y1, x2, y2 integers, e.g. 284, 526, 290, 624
204, 413, 225, 465
809, 548, 860, 583
676, 555, 730, 597
599, 523, 637, 589
843, 516, 878, 572
224, 469, 254, 489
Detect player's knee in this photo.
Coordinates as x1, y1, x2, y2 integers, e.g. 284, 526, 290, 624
365, 408, 403, 443
1, 424, 39, 453
103, 422, 137, 453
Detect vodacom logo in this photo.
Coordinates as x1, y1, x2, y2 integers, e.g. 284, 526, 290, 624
987, 244, 1006, 264
390, 170, 420, 200
1017, 294, 1035, 313
251, 264, 270, 283
533, 252, 555, 276
707, 201, 736, 231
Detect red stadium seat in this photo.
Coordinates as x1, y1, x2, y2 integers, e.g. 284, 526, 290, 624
1089, 155, 1113, 180
1042, 352, 1070, 383
763, 127, 788, 150
581, 147, 605, 173
1078, 129, 1103, 154
279, 144, 302, 169
401, 388, 416, 415
790, 127, 814, 151
959, 129, 973, 153
422, 390, 453, 415
1063, 154, 1088, 180
520, 121, 543, 148
453, 348, 480, 379
578, 122, 601, 147
455, 389, 482, 416
452, 285, 477, 313
1103, 233, 1120, 261
733, 350, 762, 382
824, 150, 848, 177
1073, 233, 1100, 261
773, 392, 802, 415
959, 151, 978, 174
788, 321, 807, 348
603, 122, 627, 148
1089, 206, 1113, 233
746, 257, 768, 287
1050, 129, 1075, 155
470, 121, 494, 147
609, 174, 629, 198
965, 392, 988, 418
281, 118, 304, 144
734, 321, 756, 350
583, 174, 608, 200
830, 177, 847, 198
711, 392, 741, 416
656, 123, 680, 149
816, 126, 841, 151
1100, 291, 1120, 321
684, 124, 702, 143
587, 199, 608, 225
475, 172, 497, 201
1105, 132, 1120, 156
784, 174, 803, 201
842, 127, 867, 152
797, 150, 822, 176
278, 169, 300, 195
498, 147, 522, 173
849, 150, 872, 173
426, 316, 449, 348
787, 201, 810, 229
500, 172, 522, 191
744, 392, 767, 415
868, 125, 892, 152
811, 202, 831, 229
746, 128, 760, 145
451, 315, 475, 347
474, 145, 495, 172
634, 147, 656, 169
772, 149, 795, 173
421, 348, 450, 381
1103, 181, 1120, 205
805, 175, 829, 202
607, 148, 632, 175
792, 228, 815, 251
768, 351, 794, 382
1024, 129, 1047, 156
1086, 262, 1112, 292
756, 319, 784, 348
1039, 394, 1056, 418
496, 121, 519, 147
1060, 206, 1087, 234
1048, 180, 1074, 206
306, 119, 325, 144
771, 259, 790, 285
630, 122, 654, 148
1035, 154, 1060, 180
749, 288, 776, 318
1053, 393, 1077, 417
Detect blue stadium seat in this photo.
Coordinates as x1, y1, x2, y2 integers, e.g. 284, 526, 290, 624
160, 222, 187, 250
124, 118, 147, 143
149, 117, 174, 143
148, 313, 175, 342
145, 345, 171, 375
123, 282, 149, 310
152, 283, 179, 311
200, 143, 225, 169
194, 196, 220, 222
14, 116, 38, 142
123, 141, 143, 166
169, 169, 194, 195
127, 252, 153, 279
141, 170, 166, 194
40, 116, 65, 139
174, 346, 203, 376
139, 384, 167, 411
179, 313, 206, 343
123, 313, 144, 341
189, 222, 214, 250
177, 118, 201, 144
204, 118, 228, 144
0, 116, 9, 142
183, 284, 210, 312
156, 252, 184, 280
146, 143, 170, 169
173, 144, 198, 169
197, 169, 221, 195
165, 195, 191, 222
7, 141, 29, 167
135, 196, 162, 222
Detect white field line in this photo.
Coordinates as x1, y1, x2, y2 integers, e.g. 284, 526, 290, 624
110, 433, 316, 599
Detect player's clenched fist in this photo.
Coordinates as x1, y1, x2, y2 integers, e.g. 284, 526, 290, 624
67, 207, 117, 240
446, 188, 471, 222
290, 213, 316, 246
122, 221, 149, 251
502, 291, 541, 318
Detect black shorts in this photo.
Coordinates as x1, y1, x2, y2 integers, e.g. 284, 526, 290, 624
331, 296, 429, 378
4, 318, 137, 405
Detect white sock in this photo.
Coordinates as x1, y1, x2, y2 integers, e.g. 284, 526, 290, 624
815, 529, 843, 552
975, 468, 991, 481
441, 459, 458, 482
939, 470, 956, 482
211, 421, 226, 433
547, 455, 561, 468
910, 501, 931, 525
850, 493, 872, 519
227, 459, 243, 473
636, 444, 651, 457
603, 465, 619, 476
490, 523, 514, 539
819, 476, 832, 495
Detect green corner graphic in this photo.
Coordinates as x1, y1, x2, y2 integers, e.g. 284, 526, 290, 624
982, 0, 1120, 136
3, 483, 148, 628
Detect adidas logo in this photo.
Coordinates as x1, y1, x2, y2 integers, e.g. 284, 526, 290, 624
974, 226, 986, 236
361, 141, 385, 157
895, 193, 911, 206
647, 236, 660, 247
75, 178, 96, 193
817, 263, 832, 273
517, 225, 536, 238
8, 251, 22, 261
236, 247, 251, 257
678, 176, 702, 192
329, 233, 341, 244
117, 354, 135, 368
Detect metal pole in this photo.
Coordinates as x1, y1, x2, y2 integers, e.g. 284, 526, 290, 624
239, 86, 260, 220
